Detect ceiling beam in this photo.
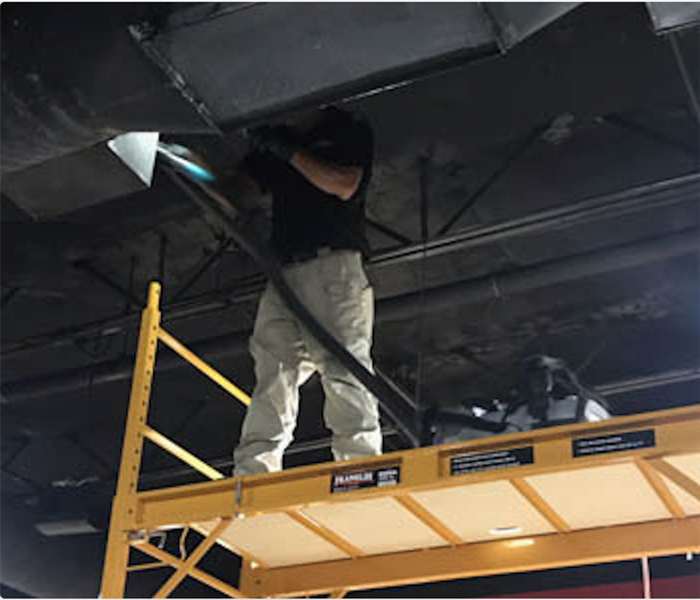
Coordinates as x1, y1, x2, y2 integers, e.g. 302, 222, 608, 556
3, 228, 698, 403
3, 173, 698, 359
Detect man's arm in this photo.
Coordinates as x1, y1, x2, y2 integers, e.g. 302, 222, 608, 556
289, 151, 363, 201
249, 123, 368, 201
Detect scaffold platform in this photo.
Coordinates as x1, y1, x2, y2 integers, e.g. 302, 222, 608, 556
100, 283, 700, 598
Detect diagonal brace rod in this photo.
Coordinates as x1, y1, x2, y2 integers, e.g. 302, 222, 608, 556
154, 519, 232, 598
437, 125, 544, 236
134, 537, 244, 598
172, 237, 234, 302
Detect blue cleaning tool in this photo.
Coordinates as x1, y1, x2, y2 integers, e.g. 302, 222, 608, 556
156, 142, 216, 182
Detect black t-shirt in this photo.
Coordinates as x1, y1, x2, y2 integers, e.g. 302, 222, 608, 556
242, 110, 374, 261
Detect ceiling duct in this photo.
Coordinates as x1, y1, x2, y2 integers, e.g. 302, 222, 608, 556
646, 3, 700, 34
1, 3, 592, 220
1, 5, 216, 178
139, 3, 499, 127
1, 4, 217, 220
3, 132, 160, 220
483, 3, 582, 50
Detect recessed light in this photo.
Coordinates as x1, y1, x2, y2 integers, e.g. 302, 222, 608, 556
507, 538, 535, 548
489, 526, 522, 536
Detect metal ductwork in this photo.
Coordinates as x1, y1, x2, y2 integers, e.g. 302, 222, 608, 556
2, 3, 592, 220
646, 3, 700, 34
0, 5, 216, 177
2, 132, 162, 220
484, 3, 582, 49
139, 3, 498, 127
3, 228, 698, 404
377, 229, 699, 323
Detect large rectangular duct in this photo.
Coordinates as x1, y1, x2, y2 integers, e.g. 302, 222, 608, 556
3, 133, 159, 220
646, 3, 700, 34
139, 3, 498, 126
1, 10, 217, 178
483, 3, 582, 49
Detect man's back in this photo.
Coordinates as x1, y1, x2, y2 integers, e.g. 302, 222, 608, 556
242, 109, 374, 261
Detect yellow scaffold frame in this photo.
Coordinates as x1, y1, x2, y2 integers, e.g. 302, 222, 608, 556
100, 282, 700, 598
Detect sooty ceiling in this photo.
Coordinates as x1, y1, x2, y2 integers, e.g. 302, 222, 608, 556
1, 2, 699, 598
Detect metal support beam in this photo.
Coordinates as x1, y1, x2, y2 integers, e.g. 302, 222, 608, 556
153, 518, 231, 598
250, 517, 700, 597
1, 286, 21, 310
374, 172, 700, 268
597, 366, 700, 397
669, 32, 700, 127
3, 173, 697, 359
158, 233, 168, 291
134, 542, 245, 598
377, 228, 700, 323
126, 256, 138, 315
74, 260, 142, 309
99, 283, 161, 598
419, 156, 431, 242
599, 113, 699, 159
172, 237, 233, 302
4, 229, 699, 403
436, 125, 544, 236
366, 218, 413, 246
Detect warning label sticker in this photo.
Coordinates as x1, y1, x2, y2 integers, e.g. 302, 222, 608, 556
331, 465, 400, 493
573, 429, 655, 457
450, 446, 534, 476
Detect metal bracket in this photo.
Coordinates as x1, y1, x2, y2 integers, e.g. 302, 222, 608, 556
234, 478, 244, 520
127, 529, 149, 543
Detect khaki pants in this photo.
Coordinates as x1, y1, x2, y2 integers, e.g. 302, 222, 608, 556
234, 250, 382, 475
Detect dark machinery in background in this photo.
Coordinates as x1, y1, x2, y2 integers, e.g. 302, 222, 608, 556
425, 355, 612, 445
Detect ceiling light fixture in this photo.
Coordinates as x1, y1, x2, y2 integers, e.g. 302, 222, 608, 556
489, 526, 522, 536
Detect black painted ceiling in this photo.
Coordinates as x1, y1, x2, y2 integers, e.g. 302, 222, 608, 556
1, 3, 699, 597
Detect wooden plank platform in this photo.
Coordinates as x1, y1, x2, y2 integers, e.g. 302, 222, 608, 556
126, 404, 700, 597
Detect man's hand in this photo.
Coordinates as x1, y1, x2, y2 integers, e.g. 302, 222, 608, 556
246, 125, 363, 200
247, 126, 299, 161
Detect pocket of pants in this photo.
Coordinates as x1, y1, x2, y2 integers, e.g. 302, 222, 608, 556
322, 280, 374, 346
322, 254, 369, 296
